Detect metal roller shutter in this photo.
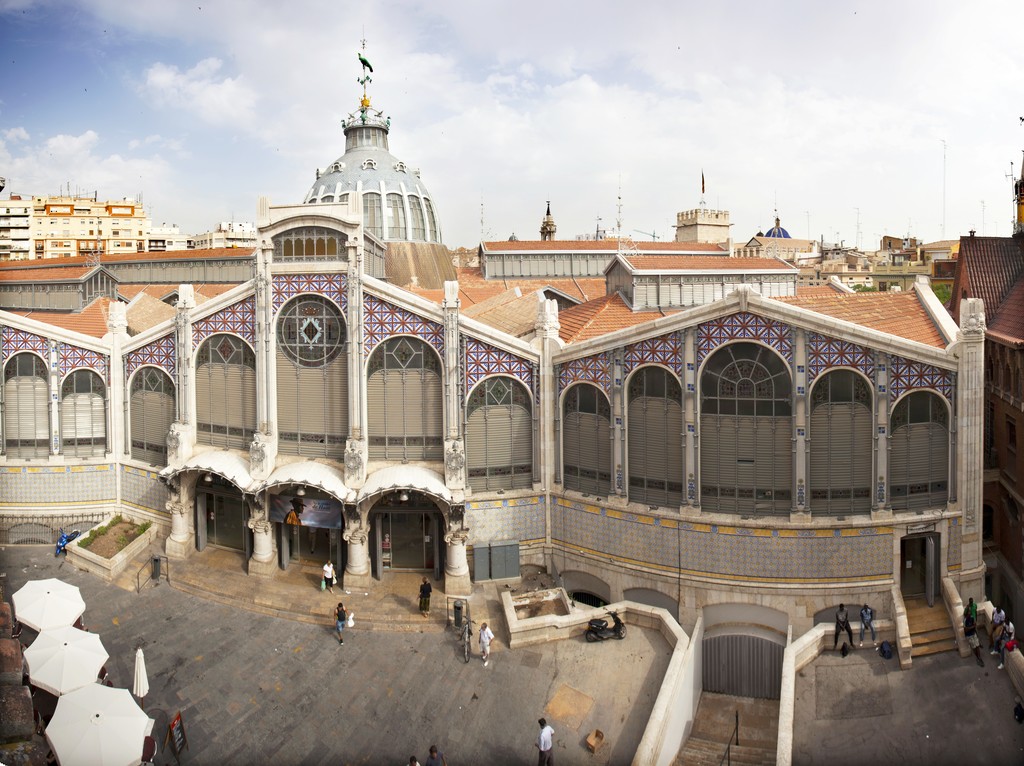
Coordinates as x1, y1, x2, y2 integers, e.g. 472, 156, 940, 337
367, 372, 387, 459
5, 377, 49, 458
510, 404, 533, 488
131, 389, 173, 465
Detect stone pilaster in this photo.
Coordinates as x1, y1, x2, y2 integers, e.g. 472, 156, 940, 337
442, 282, 465, 489
956, 298, 986, 579
791, 328, 809, 520
342, 505, 372, 589
682, 329, 698, 507
872, 351, 892, 520
48, 339, 59, 458
246, 492, 276, 577
168, 286, 196, 468
610, 348, 625, 497
345, 239, 366, 486
532, 298, 562, 548
250, 234, 277, 480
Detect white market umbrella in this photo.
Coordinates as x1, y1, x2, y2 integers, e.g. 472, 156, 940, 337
11, 578, 86, 632
24, 626, 108, 696
46, 684, 154, 766
132, 647, 149, 709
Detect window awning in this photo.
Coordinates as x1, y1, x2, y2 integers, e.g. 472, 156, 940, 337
258, 461, 355, 504
358, 465, 451, 505
159, 450, 256, 492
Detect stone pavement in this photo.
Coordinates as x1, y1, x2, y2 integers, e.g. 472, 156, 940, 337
0, 546, 670, 766
792, 643, 1024, 765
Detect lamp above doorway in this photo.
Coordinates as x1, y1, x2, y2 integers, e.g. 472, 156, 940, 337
296, 487, 306, 497
399, 492, 409, 503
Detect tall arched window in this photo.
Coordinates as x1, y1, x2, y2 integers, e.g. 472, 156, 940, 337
809, 370, 873, 515
363, 192, 383, 239
130, 367, 175, 466
562, 383, 612, 496
424, 198, 440, 242
466, 376, 533, 492
409, 196, 426, 240
3, 353, 50, 458
195, 334, 257, 450
700, 342, 792, 515
627, 366, 683, 507
890, 391, 949, 511
386, 193, 407, 239
367, 337, 442, 461
60, 369, 106, 457
276, 296, 348, 458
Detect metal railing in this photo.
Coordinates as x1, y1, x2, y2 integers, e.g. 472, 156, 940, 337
0, 513, 106, 545
135, 555, 169, 593
717, 710, 740, 766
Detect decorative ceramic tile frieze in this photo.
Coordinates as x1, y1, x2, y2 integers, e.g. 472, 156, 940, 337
888, 355, 953, 402
464, 337, 533, 393
806, 333, 875, 383
557, 352, 612, 395
622, 332, 684, 378
59, 343, 109, 382
363, 295, 444, 357
125, 334, 176, 379
1, 327, 49, 359
192, 297, 256, 348
272, 273, 347, 314
696, 312, 793, 365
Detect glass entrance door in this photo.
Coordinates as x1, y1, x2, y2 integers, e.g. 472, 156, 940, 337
901, 533, 940, 605
204, 493, 246, 551
376, 512, 436, 571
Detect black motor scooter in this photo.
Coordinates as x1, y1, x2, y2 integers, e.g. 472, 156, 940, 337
585, 610, 626, 642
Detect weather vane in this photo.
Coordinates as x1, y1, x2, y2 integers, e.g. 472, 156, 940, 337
357, 37, 373, 113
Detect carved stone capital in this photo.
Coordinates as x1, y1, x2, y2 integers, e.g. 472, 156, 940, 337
444, 528, 469, 546
445, 438, 465, 473
249, 430, 271, 475
344, 439, 364, 481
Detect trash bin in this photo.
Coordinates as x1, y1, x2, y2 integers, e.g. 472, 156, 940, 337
151, 556, 161, 580
453, 599, 464, 629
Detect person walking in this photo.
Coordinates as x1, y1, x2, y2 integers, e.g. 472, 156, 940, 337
833, 604, 853, 651
335, 602, 348, 645
418, 577, 433, 617
423, 745, 447, 766
536, 717, 554, 766
479, 622, 495, 667
964, 611, 984, 667
323, 560, 337, 594
859, 603, 876, 647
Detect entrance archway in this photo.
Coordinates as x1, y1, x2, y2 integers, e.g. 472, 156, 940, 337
194, 474, 251, 556
368, 492, 444, 580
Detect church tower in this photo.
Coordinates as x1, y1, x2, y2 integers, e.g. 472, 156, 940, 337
540, 202, 557, 241
1015, 152, 1024, 237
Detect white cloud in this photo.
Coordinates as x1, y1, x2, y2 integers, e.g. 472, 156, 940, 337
141, 58, 258, 126
3, 127, 30, 142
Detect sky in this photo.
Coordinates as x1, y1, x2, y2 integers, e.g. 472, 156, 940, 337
1, 0, 1022, 250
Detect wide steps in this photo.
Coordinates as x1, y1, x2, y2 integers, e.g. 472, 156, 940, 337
676, 736, 775, 766
905, 599, 956, 658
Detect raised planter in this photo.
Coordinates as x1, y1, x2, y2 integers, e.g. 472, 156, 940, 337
66, 516, 157, 583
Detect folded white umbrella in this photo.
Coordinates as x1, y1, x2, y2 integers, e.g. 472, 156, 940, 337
11, 578, 86, 632
132, 646, 149, 708
24, 626, 108, 696
46, 684, 154, 766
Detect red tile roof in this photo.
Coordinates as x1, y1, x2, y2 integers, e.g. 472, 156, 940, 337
453, 267, 605, 305
0, 265, 94, 282
952, 235, 1024, 342
774, 291, 947, 348
481, 239, 726, 253
795, 284, 849, 298
8, 298, 112, 338
558, 293, 676, 343
621, 255, 794, 271
0, 247, 254, 275
987, 276, 1024, 346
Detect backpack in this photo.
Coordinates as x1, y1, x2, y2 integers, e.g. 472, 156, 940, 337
879, 640, 893, 660
840, 642, 849, 658
1015, 702, 1024, 724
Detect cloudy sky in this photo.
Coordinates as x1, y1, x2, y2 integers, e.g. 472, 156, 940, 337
1, 0, 1022, 249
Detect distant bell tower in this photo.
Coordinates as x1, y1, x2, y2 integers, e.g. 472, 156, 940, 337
1015, 152, 1024, 237
540, 201, 557, 241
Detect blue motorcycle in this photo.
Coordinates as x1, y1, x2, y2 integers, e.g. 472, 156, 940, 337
55, 527, 81, 557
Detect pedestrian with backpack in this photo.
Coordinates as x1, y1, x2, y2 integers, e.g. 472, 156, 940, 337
833, 604, 854, 651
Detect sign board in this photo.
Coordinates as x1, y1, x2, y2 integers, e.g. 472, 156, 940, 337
165, 710, 189, 763
269, 493, 342, 528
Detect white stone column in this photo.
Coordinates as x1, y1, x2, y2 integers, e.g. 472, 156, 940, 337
610, 349, 625, 497
106, 303, 128, 459
247, 493, 276, 577
872, 351, 892, 519
444, 507, 471, 595
48, 339, 59, 459
792, 328, 809, 520
956, 298, 986, 586
683, 329, 698, 508
164, 475, 195, 559
345, 240, 367, 487
343, 506, 372, 589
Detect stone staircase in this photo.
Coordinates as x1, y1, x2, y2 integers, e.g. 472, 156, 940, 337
673, 692, 779, 766
905, 596, 957, 658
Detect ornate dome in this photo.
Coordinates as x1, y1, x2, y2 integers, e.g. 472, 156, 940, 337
763, 216, 791, 239
304, 67, 442, 244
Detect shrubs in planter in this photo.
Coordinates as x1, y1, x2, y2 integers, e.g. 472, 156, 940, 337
77, 515, 152, 559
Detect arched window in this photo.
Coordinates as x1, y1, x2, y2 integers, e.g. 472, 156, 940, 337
273, 226, 346, 261
60, 369, 106, 457
466, 376, 533, 492
562, 383, 612, 496
890, 391, 948, 511
3, 353, 50, 458
424, 198, 440, 243
808, 370, 873, 515
409, 196, 426, 240
363, 192, 383, 239
699, 342, 792, 515
130, 367, 175, 466
367, 337, 442, 461
386, 193, 407, 239
195, 334, 257, 450
627, 366, 683, 507
276, 296, 348, 458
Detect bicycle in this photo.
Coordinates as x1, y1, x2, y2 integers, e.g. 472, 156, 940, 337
460, 617, 474, 663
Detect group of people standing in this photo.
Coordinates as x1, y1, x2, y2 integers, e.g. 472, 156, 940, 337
964, 598, 1016, 669
832, 603, 877, 651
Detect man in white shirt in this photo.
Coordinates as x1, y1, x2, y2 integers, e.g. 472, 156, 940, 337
479, 622, 495, 667
536, 717, 554, 766
990, 605, 1007, 648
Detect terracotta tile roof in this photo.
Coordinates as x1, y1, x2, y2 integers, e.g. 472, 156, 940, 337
127, 293, 175, 334
795, 284, 849, 298
118, 283, 240, 303
774, 291, 947, 348
951, 235, 1024, 326
463, 288, 542, 337
987, 276, 1024, 346
481, 239, 726, 253
0, 265, 94, 282
621, 255, 794, 271
0, 247, 253, 272
7, 297, 112, 338
558, 293, 676, 343
452, 267, 605, 305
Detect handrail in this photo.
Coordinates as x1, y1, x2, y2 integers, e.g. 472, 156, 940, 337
716, 710, 740, 766
135, 555, 170, 593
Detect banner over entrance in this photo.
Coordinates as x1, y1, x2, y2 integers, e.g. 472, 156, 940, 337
269, 494, 342, 528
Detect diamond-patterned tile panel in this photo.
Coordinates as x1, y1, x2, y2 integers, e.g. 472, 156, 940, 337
888, 354, 954, 403
696, 312, 793, 365
125, 334, 176, 379
464, 337, 534, 393
806, 333, 875, 383
272, 273, 347, 314
623, 332, 684, 378
192, 297, 256, 349
59, 343, 110, 382
1, 327, 49, 358
557, 352, 612, 395
363, 295, 444, 357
